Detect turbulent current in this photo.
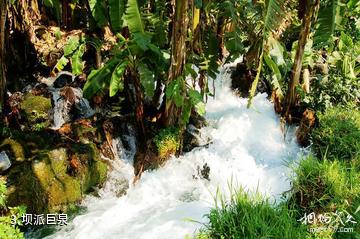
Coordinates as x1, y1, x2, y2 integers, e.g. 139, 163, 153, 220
40, 64, 302, 239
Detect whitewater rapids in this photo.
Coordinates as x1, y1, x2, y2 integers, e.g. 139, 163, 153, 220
43, 66, 302, 239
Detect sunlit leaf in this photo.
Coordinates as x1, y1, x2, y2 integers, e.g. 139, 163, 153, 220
71, 43, 86, 75
64, 36, 80, 56
188, 89, 205, 116
166, 77, 183, 107
339, 32, 354, 53
83, 55, 124, 99
123, 0, 144, 33
53, 56, 69, 73
109, 60, 129, 97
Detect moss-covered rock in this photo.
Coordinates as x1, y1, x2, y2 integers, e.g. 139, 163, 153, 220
6, 144, 108, 213
134, 127, 181, 176
2, 116, 119, 214
0, 138, 25, 162
20, 94, 52, 130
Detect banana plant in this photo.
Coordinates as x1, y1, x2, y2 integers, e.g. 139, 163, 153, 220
83, 0, 167, 99
88, 0, 127, 32
263, 36, 292, 101
313, 0, 360, 47
282, 0, 320, 119
313, 0, 344, 47
53, 35, 86, 76
246, 0, 289, 108
328, 32, 360, 79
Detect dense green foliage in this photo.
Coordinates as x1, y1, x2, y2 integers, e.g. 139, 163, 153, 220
302, 73, 360, 112
154, 127, 180, 160
311, 107, 360, 161
300, 31, 360, 111
1, 0, 359, 238
0, 179, 26, 239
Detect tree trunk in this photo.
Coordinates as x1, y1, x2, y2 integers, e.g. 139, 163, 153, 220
0, 0, 7, 111
161, 0, 188, 127
131, 68, 146, 143
282, 0, 319, 120
62, 0, 72, 29
217, 16, 225, 62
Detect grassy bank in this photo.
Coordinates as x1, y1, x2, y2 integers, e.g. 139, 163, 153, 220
195, 107, 360, 239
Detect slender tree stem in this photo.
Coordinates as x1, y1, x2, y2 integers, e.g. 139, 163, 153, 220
282, 0, 320, 120
162, 0, 188, 127
0, 0, 7, 112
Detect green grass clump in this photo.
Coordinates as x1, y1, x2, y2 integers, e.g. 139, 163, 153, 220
311, 107, 360, 162
196, 189, 308, 239
154, 127, 180, 160
289, 156, 360, 239
290, 156, 360, 214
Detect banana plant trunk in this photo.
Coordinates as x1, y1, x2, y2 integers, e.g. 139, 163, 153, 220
217, 15, 225, 62
131, 68, 146, 143
282, 0, 319, 120
162, 0, 188, 127
62, 0, 72, 29
0, 0, 6, 112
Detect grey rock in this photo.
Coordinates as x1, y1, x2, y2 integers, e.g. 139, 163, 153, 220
0, 151, 11, 172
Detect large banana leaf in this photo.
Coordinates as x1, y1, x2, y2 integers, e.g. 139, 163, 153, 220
138, 62, 155, 98
88, 0, 109, 27
248, 0, 287, 108
108, 0, 127, 32
71, 43, 86, 76
83, 55, 123, 99
43, 0, 60, 21
263, 0, 287, 36
123, 0, 144, 33
314, 0, 343, 47
109, 60, 129, 97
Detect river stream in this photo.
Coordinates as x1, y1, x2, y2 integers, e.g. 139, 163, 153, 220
32, 64, 302, 239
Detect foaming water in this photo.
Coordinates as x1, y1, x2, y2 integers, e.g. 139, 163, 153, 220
43, 66, 301, 239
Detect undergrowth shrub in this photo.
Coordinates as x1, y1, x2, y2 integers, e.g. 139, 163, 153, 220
196, 189, 308, 239
301, 74, 360, 112
289, 156, 360, 239
290, 156, 360, 213
0, 178, 26, 239
153, 127, 180, 160
311, 107, 360, 162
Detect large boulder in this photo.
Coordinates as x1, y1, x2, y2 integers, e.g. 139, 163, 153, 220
0, 123, 108, 214
20, 94, 52, 131
5, 143, 107, 213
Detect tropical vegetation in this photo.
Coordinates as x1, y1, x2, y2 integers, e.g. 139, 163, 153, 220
0, 0, 358, 238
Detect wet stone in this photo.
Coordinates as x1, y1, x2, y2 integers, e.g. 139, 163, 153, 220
53, 71, 74, 88
0, 151, 11, 172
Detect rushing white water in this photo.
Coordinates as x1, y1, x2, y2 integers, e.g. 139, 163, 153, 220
44, 65, 302, 239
